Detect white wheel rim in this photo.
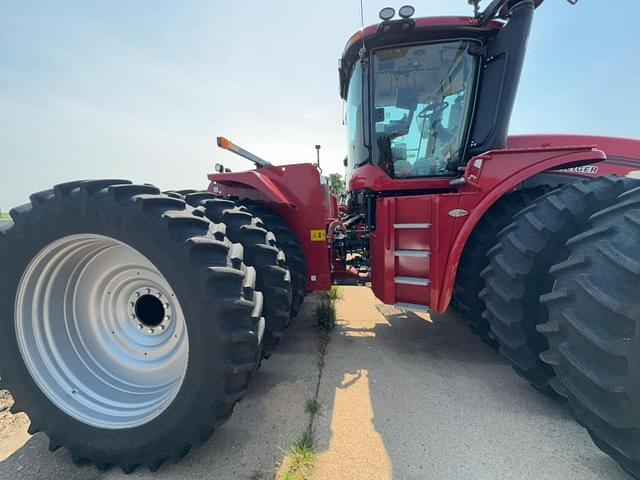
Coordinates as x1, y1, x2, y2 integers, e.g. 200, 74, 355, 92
15, 234, 189, 429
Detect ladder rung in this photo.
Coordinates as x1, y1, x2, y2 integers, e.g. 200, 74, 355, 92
394, 276, 430, 286
394, 250, 430, 258
393, 223, 431, 229
394, 302, 430, 313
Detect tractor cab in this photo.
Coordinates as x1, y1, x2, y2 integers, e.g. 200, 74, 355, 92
340, 0, 538, 187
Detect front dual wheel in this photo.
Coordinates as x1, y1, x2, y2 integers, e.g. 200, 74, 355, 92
0, 180, 263, 472
15, 233, 190, 430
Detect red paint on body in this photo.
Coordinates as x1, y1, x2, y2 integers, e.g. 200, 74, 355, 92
206, 135, 640, 311
208, 164, 333, 292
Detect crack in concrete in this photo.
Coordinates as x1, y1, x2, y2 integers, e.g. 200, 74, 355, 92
308, 331, 330, 434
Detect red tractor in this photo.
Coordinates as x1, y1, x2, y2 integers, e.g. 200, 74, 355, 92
1, 0, 640, 475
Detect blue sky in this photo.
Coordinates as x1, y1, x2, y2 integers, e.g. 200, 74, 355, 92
1, 0, 639, 210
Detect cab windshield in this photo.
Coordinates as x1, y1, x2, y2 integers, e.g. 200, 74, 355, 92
372, 40, 477, 178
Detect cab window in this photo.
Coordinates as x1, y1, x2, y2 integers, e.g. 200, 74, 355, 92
372, 41, 477, 178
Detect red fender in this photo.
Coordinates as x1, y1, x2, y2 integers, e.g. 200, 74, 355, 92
434, 145, 606, 313
208, 169, 296, 207
207, 163, 334, 292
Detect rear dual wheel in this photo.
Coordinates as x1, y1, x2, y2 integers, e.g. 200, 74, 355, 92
453, 186, 550, 347
540, 186, 640, 478
480, 176, 635, 394
0, 180, 263, 472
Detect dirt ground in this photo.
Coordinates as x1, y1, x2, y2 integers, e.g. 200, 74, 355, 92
0, 390, 30, 463
0, 288, 632, 480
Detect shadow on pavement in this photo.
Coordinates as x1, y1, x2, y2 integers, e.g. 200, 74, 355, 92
313, 286, 631, 480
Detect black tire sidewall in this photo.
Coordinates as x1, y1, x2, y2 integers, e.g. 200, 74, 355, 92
0, 192, 228, 461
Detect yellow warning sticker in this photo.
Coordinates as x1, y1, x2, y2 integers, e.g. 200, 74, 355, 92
310, 229, 326, 242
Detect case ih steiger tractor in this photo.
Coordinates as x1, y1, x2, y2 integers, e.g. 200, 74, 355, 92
2, 0, 640, 475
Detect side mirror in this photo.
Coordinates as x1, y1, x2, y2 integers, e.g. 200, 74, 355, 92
214, 163, 224, 173
343, 157, 348, 167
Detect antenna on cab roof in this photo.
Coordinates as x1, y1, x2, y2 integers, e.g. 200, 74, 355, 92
468, 0, 481, 18
359, 0, 366, 57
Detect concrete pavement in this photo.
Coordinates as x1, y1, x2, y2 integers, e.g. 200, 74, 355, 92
0, 287, 632, 479
313, 286, 630, 480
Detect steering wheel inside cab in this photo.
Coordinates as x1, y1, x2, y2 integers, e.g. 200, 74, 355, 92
417, 101, 449, 121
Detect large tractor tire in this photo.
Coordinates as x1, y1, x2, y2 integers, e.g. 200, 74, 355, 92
237, 200, 307, 318
180, 192, 292, 357
453, 186, 550, 347
0, 180, 262, 472
539, 186, 640, 478
479, 176, 635, 394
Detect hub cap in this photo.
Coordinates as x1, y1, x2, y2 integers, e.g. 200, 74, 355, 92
15, 234, 189, 429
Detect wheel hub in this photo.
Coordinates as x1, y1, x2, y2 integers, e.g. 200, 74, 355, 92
129, 288, 172, 334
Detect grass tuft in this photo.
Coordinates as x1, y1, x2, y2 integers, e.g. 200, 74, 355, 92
315, 286, 341, 332
327, 285, 342, 302
315, 301, 336, 332
304, 398, 321, 416
279, 430, 316, 480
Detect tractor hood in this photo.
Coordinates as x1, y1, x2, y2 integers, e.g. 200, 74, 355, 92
507, 134, 640, 161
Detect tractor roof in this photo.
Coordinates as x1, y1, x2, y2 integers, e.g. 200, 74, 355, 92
339, 0, 546, 99
339, 16, 501, 99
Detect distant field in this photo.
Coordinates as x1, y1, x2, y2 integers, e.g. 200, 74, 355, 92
0, 213, 11, 221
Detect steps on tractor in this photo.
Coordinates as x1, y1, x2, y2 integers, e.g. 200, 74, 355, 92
394, 276, 431, 286
393, 302, 431, 313
392, 219, 432, 306
371, 197, 434, 309
394, 250, 430, 258
393, 223, 431, 229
